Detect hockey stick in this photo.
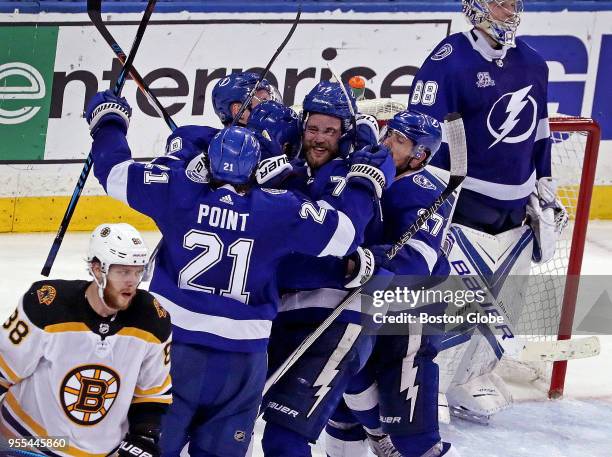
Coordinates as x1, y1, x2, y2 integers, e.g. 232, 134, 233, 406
262, 112, 468, 396
519, 335, 600, 362
41, 0, 157, 277
326, 62, 358, 149
231, 6, 302, 127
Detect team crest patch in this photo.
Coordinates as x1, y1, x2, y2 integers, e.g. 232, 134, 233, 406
476, 72, 495, 88
61, 364, 120, 426
167, 137, 183, 154
100, 226, 111, 237
153, 299, 168, 319
413, 174, 436, 190
234, 430, 246, 442
37, 285, 57, 305
431, 43, 453, 61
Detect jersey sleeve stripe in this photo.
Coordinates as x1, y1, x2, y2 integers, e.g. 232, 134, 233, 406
131, 396, 172, 405
151, 293, 272, 341
463, 170, 536, 201
535, 117, 550, 141
406, 239, 439, 273
318, 210, 356, 257
116, 327, 161, 344
44, 322, 90, 333
0, 354, 22, 384
106, 159, 134, 205
134, 374, 172, 396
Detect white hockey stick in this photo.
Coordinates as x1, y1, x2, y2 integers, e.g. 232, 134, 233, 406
263, 112, 468, 397
519, 335, 600, 362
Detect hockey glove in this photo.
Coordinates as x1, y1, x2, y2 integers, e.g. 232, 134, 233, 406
526, 177, 569, 263
346, 144, 395, 198
367, 244, 394, 272
345, 247, 375, 288
85, 90, 132, 137
256, 154, 293, 186
117, 433, 160, 457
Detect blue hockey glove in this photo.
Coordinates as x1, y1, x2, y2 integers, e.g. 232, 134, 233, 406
85, 89, 132, 137
346, 144, 395, 198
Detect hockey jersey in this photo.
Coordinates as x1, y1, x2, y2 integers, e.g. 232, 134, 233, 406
409, 29, 552, 212
0, 280, 172, 457
92, 124, 366, 352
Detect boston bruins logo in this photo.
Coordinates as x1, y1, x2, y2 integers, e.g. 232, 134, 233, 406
60, 364, 120, 426
36, 285, 57, 305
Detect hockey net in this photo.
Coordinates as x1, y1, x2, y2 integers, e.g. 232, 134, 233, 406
355, 99, 601, 398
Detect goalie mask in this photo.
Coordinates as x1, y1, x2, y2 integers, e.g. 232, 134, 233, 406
87, 223, 149, 298
208, 126, 261, 185
462, 0, 523, 47
247, 100, 302, 160
302, 81, 357, 157
211, 72, 276, 125
382, 110, 442, 171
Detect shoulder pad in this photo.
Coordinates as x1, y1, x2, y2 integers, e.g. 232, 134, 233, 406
122, 291, 172, 343
22, 280, 89, 328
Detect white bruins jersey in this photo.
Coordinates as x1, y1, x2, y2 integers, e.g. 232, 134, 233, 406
0, 280, 172, 456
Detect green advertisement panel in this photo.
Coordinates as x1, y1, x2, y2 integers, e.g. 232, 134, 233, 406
0, 26, 58, 161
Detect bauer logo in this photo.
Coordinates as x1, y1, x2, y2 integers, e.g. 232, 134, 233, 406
0, 26, 58, 161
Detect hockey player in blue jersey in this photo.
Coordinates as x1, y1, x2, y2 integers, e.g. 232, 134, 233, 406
260, 81, 391, 457
212, 71, 279, 126
321, 111, 460, 457
409, 0, 568, 423
85, 88, 393, 457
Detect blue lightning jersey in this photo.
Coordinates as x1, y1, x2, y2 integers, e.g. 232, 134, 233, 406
409, 30, 552, 212
92, 124, 364, 352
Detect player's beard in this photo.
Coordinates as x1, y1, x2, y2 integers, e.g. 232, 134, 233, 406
304, 142, 338, 169
103, 286, 135, 312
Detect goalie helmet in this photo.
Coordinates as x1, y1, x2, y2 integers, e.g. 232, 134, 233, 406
247, 100, 302, 160
208, 126, 261, 185
462, 0, 523, 47
211, 72, 274, 125
87, 223, 149, 274
385, 110, 442, 168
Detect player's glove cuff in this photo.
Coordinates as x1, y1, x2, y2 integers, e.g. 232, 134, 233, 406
345, 247, 375, 289
256, 154, 293, 186
117, 433, 160, 457
346, 164, 386, 198
85, 90, 132, 137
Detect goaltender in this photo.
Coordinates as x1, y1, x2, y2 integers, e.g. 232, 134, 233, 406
0, 223, 171, 457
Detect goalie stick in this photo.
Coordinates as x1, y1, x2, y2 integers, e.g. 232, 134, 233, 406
231, 6, 302, 127
519, 335, 600, 362
262, 112, 468, 397
41, 0, 158, 277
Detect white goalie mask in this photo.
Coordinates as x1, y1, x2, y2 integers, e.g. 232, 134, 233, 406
87, 223, 149, 295
462, 0, 523, 47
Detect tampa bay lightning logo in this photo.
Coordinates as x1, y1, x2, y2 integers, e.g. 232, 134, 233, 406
413, 174, 436, 190
487, 85, 537, 148
431, 43, 453, 61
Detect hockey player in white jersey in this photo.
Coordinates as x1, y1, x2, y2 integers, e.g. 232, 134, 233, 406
0, 223, 172, 457
409, 0, 568, 422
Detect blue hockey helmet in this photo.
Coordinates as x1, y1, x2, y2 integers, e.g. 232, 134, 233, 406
211, 72, 274, 125
385, 110, 442, 168
247, 100, 302, 160
207, 126, 261, 185
462, 0, 523, 47
302, 81, 357, 134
